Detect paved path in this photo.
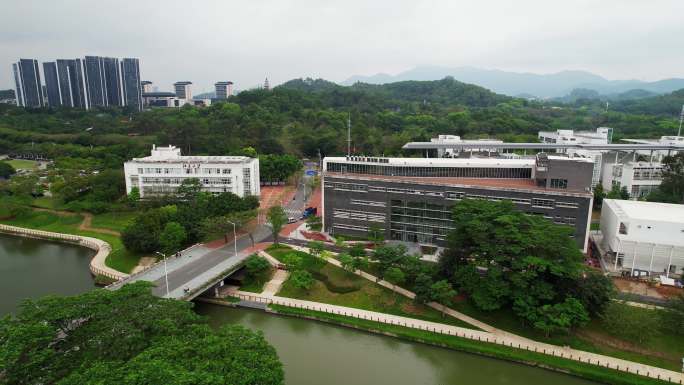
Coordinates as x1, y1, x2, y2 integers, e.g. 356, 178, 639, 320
229, 290, 684, 384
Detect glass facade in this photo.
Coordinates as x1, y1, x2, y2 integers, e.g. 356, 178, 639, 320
390, 200, 454, 244
56, 59, 87, 109
121, 58, 142, 111
17, 59, 43, 108
42, 62, 61, 107
326, 162, 531, 178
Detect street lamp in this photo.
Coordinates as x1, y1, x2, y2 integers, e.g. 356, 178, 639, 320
226, 220, 237, 258
154, 251, 170, 297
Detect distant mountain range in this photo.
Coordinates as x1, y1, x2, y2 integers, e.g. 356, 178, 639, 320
342, 66, 684, 99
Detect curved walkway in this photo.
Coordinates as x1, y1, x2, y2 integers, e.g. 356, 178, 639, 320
0, 223, 127, 280
267, 243, 684, 384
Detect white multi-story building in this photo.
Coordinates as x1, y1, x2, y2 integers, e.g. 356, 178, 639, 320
621, 135, 684, 161
538, 127, 612, 147
215, 81, 234, 99
124, 145, 260, 198
601, 160, 663, 199
600, 199, 684, 277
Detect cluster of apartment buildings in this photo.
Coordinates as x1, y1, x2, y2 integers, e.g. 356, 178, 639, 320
12, 57, 143, 111
140, 80, 234, 108
11, 57, 237, 111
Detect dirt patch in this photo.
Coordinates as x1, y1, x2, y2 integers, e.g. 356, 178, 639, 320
576, 328, 679, 363
130, 256, 157, 274
401, 301, 426, 316
78, 213, 120, 236
613, 278, 664, 299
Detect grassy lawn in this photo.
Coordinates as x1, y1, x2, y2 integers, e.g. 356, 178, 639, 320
6, 159, 39, 170
267, 244, 477, 329
271, 304, 672, 385
89, 211, 136, 233
451, 299, 684, 371
31, 196, 66, 210
240, 267, 274, 293
0, 210, 142, 274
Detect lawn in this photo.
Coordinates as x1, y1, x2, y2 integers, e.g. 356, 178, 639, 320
267, 244, 477, 329
6, 159, 39, 171
90, 211, 136, 233
31, 196, 66, 210
0, 210, 143, 274
450, 299, 684, 371
240, 267, 274, 293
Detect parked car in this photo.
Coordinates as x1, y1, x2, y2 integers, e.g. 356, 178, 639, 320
287, 217, 297, 224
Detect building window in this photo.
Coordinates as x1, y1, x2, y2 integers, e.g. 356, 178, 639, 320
532, 198, 554, 208
550, 178, 568, 189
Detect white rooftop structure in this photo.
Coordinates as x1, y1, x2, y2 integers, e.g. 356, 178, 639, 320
600, 199, 684, 276
324, 156, 535, 168
429, 135, 504, 157
538, 127, 611, 147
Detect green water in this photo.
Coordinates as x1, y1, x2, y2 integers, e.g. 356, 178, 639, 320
0, 233, 95, 315
196, 303, 597, 385
0, 234, 597, 385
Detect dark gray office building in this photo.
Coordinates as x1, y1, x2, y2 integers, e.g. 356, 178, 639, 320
42, 62, 62, 107
322, 154, 595, 251
120, 58, 142, 111
83, 56, 122, 108
56, 59, 87, 109
13, 59, 43, 108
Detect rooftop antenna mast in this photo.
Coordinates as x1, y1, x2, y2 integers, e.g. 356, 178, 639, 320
678, 104, 684, 137
347, 112, 351, 157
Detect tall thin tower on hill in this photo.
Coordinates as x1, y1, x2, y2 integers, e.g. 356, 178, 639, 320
263, 77, 270, 91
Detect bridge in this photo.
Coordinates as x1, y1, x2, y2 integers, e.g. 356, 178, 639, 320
108, 224, 273, 300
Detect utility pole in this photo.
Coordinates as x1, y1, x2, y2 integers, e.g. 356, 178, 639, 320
678, 104, 684, 137
347, 112, 351, 157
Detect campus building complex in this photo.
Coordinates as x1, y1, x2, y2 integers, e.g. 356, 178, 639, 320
124, 145, 260, 198
322, 154, 595, 251
600, 199, 684, 277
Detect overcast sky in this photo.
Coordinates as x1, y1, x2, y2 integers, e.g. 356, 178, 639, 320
1, 0, 683, 93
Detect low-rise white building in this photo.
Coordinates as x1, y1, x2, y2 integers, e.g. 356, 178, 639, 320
124, 145, 260, 198
601, 160, 663, 199
600, 199, 684, 277
430, 135, 504, 157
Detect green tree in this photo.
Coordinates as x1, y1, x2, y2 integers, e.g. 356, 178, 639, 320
127, 186, 140, 203
290, 270, 315, 291
245, 255, 271, 276
413, 273, 434, 304
306, 215, 322, 231
372, 244, 407, 277
368, 224, 385, 246
441, 199, 592, 326
647, 153, 684, 203
338, 253, 355, 272
0, 282, 283, 385
430, 280, 457, 317
593, 184, 605, 210
534, 297, 589, 337
384, 267, 406, 296
0, 161, 16, 179
281, 253, 303, 270
267, 205, 287, 244
606, 185, 630, 200
307, 240, 325, 258
159, 221, 186, 254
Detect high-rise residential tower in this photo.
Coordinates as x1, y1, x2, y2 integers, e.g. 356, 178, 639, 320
214, 81, 233, 99
56, 59, 87, 109
173, 81, 192, 100
83, 56, 122, 108
121, 58, 142, 111
13, 59, 43, 108
42, 62, 62, 107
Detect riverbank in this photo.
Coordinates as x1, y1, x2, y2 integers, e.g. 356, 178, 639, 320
268, 304, 671, 385
203, 295, 672, 385
0, 223, 127, 280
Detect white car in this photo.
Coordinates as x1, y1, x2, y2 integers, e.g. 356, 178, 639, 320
287, 217, 297, 224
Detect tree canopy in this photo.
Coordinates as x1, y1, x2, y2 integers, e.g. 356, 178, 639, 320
0, 282, 283, 385
440, 199, 610, 334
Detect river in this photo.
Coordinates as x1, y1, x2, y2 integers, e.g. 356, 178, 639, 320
0, 234, 596, 385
